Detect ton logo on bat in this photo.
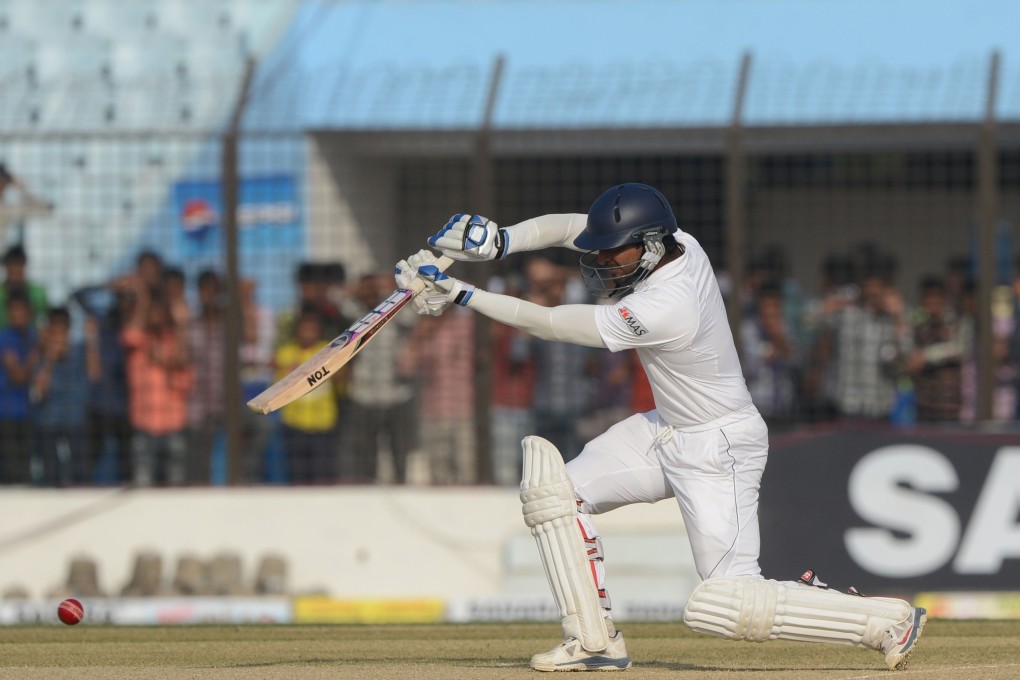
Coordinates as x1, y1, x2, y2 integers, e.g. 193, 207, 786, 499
306, 366, 331, 387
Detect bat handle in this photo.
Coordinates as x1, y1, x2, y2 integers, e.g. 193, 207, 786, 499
408, 254, 455, 294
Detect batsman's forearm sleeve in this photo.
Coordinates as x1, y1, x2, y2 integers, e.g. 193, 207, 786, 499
503, 213, 588, 255
467, 290, 606, 348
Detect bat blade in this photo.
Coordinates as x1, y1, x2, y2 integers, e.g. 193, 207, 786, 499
247, 255, 452, 414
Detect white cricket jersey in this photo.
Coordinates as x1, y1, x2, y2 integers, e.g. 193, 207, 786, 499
594, 230, 754, 429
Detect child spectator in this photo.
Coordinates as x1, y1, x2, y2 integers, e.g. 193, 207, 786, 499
0, 289, 37, 484
134, 250, 164, 295
73, 281, 134, 483
0, 245, 48, 329
163, 267, 191, 328
188, 269, 226, 483
275, 306, 339, 483
741, 282, 799, 426
31, 307, 88, 486
121, 277, 194, 486
276, 263, 348, 349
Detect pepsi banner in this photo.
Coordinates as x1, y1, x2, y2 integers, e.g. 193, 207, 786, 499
172, 175, 303, 310
759, 426, 1020, 593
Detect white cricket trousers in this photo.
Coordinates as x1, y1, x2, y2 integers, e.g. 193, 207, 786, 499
565, 407, 769, 581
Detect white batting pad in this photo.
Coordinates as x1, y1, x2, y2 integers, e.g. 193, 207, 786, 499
520, 436, 610, 652
684, 577, 912, 649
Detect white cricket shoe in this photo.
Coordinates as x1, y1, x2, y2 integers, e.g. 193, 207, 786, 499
881, 607, 927, 671
530, 630, 632, 672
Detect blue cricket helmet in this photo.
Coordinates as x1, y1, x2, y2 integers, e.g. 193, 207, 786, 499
575, 183, 681, 298
573, 183, 678, 252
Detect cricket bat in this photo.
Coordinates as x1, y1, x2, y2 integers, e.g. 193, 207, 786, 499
247, 254, 454, 414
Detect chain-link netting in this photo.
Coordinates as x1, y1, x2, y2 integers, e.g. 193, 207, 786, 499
1, 0, 1018, 487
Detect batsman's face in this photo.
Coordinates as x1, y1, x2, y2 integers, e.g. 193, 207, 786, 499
596, 243, 643, 279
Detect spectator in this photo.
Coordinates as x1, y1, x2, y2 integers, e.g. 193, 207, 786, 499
906, 276, 966, 422
31, 307, 88, 486
827, 267, 913, 420
134, 250, 164, 295
276, 263, 348, 349
579, 350, 632, 444
756, 244, 805, 349
526, 257, 592, 462
73, 281, 134, 483
799, 254, 856, 422
239, 278, 275, 483
489, 295, 535, 485
0, 289, 37, 484
944, 254, 971, 319
958, 279, 979, 422
959, 279, 1017, 422
188, 270, 226, 484
163, 267, 190, 328
0, 162, 53, 244
740, 254, 772, 318
120, 278, 194, 486
401, 308, 477, 485
344, 273, 417, 484
740, 282, 799, 426
1011, 258, 1020, 421
274, 306, 339, 483
0, 245, 48, 329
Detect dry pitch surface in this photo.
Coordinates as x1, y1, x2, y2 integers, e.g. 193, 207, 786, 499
1, 621, 1018, 680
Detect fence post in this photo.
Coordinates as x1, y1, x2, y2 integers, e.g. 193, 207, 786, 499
470, 54, 505, 483
725, 52, 752, 352
222, 58, 257, 485
976, 50, 1000, 422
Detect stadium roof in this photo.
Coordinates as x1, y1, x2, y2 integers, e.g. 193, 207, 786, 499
245, 0, 1020, 131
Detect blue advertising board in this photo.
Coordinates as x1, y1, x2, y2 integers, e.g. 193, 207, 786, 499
171, 175, 303, 311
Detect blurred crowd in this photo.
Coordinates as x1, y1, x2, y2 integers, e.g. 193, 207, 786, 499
736, 243, 1018, 429
2, 237, 1019, 488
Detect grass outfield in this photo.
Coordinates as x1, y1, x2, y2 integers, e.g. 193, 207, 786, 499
1, 621, 1018, 679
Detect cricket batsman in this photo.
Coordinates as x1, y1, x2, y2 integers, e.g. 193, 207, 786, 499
395, 183, 926, 672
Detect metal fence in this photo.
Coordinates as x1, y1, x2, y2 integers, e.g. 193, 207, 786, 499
1, 51, 1018, 489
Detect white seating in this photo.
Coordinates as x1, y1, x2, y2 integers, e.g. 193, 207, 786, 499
156, 0, 235, 43
79, 0, 159, 40
4, 0, 84, 38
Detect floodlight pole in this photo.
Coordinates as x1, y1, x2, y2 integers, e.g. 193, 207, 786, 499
471, 54, 505, 483
726, 52, 752, 353
222, 57, 257, 485
976, 51, 1000, 423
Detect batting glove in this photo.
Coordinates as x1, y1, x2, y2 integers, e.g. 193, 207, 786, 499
394, 249, 475, 316
428, 214, 508, 262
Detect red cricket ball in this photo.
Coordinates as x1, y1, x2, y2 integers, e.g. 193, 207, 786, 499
57, 598, 84, 625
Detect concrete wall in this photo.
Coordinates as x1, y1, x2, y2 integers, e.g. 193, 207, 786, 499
0, 487, 698, 603
306, 137, 400, 279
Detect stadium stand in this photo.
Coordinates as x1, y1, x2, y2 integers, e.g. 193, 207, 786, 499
0, 0, 296, 300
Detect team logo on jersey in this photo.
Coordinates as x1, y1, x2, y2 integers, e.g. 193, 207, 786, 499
617, 307, 649, 336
